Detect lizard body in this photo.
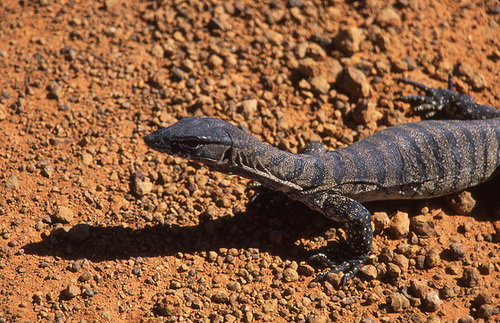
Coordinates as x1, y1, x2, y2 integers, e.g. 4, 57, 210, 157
144, 76, 500, 285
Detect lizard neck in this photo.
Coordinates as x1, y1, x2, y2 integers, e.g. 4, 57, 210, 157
207, 134, 330, 192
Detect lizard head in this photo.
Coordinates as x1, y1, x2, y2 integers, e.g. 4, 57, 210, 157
144, 117, 238, 166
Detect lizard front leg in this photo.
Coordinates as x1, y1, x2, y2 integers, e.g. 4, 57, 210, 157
397, 74, 500, 120
307, 193, 373, 286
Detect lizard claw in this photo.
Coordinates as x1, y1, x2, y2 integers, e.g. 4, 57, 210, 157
309, 252, 367, 286
395, 74, 457, 117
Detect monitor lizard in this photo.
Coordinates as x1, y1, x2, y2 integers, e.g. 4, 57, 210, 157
144, 75, 500, 285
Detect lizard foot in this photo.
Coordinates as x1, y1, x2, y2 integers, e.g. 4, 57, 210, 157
396, 73, 458, 118
309, 252, 368, 286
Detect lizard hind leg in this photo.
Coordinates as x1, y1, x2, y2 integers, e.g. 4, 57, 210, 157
307, 194, 373, 285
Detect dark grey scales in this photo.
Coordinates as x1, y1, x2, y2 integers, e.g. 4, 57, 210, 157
144, 75, 500, 285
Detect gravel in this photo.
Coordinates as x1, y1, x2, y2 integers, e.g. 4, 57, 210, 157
0, 0, 498, 321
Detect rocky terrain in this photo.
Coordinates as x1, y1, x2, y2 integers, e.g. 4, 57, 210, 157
0, 0, 499, 321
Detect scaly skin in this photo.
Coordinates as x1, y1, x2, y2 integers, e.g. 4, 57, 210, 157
144, 75, 500, 285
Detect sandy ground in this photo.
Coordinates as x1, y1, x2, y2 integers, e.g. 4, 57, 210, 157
0, 0, 499, 321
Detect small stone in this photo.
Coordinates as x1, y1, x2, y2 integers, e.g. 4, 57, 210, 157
333, 27, 365, 55
207, 251, 218, 262
440, 282, 456, 299
474, 291, 492, 307
104, 0, 120, 10
478, 262, 495, 275
226, 281, 241, 291
53, 206, 74, 224
49, 82, 62, 100
461, 267, 480, 287
425, 249, 441, 268
206, 17, 225, 31
83, 289, 95, 297
477, 305, 495, 319
288, 0, 302, 7
151, 44, 164, 58
469, 72, 487, 89
211, 291, 229, 303
297, 264, 315, 276
298, 58, 319, 77
41, 165, 54, 178
5, 174, 19, 190
424, 291, 441, 312
68, 224, 90, 244
410, 279, 428, 298
373, 212, 390, 231
448, 242, 466, 260
389, 211, 410, 238
81, 153, 93, 166
445, 191, 476, 215
457, 315, 474, 323
172, 67, 186, 81
411, 215, 437, 236
78, 272, 92, 282
390, 292, 410, 312
155, 295, 182, 316
283, 268, 299, 282
337, 67, 370, 99
208, 54, 223, 68
262, 299, 278, 313
64, 284, 81, 299
375, 6, 402, 27
132, 172, 153, 197
309, 76, 330, 94
359, 265, 377, 281
352, 100, 382, 127
241, 99, 258, 117
264, 30, 284, 46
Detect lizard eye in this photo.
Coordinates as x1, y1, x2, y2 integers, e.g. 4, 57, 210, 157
179, 139, 202, 151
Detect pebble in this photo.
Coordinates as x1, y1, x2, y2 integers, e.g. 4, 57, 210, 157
155, 295, 182, 316
282, 268, 299, 282
425, 249, 441, 268
445, 191, 476, 215
424, 291, 441, 312
448, 242, 466, 260
211, 291, 229, 303
461, 267, 480, 287
49, 82, 63, 100
333, 27, 364, 55
390, 292, 410, 312
208, 54, 223, 68
389, 211, 410, 238
411, 215, 437, 237
440, 282, 456, 299
5, 174, 19, 190
309, 76, 330, 94
78, 272, 92, 282
81, 153, 93, 166
337, 67, 370, 99
241, 99, 258, 117
151, 44, 164, 58
457, 316, 474, 323
68, 224, 91, 244
477, 304, 495, 319
297, 264, 315, 276
53, 206, 74, 224
375, 6, 402, 27
372, 212, 390, 231
132, 172, 153, 197
41, 165, 54, 178
64, 284, 81, 299
410, 279, 428, 298
358, 265, 377, 281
